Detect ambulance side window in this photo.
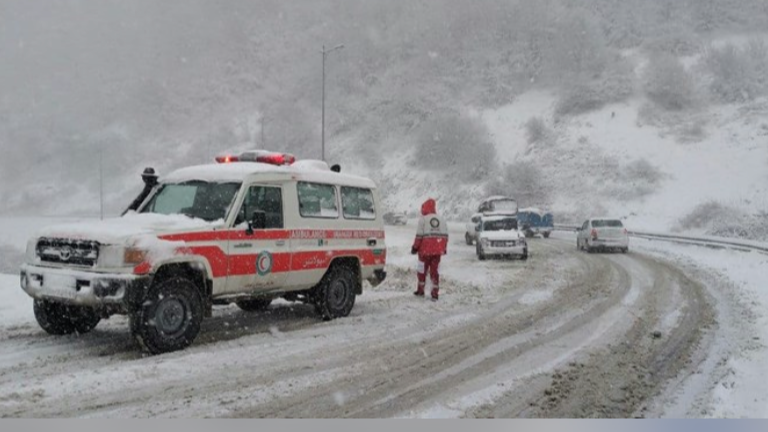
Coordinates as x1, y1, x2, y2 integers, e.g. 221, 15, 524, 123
341, 187, 375, 220
236, 185, 284, 229
297, 182, 339, 219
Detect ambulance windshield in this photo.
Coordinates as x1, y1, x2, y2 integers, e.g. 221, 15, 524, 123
141, 181, 241, 222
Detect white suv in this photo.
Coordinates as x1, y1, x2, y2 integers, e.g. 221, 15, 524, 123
20, 150, 388, 354
475, 216, 528, 261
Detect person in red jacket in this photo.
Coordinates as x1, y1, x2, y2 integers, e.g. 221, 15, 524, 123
411, 198, 449, 300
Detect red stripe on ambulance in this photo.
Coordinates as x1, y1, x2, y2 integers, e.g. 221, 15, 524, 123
135, 229, 387, 276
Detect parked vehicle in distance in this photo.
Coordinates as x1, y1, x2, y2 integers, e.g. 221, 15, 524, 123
383, 211, 408, 226
477, 196, 519, 216
465, 213, 483, 245
475, 215, 528, 261
468, 196, 519, 245
576, 218, 629, 253
518, 208, 554, 239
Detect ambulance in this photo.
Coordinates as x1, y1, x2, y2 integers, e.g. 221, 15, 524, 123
19, 150, 387, 354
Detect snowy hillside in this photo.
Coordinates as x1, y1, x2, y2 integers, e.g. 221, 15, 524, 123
331, 46, 768, 240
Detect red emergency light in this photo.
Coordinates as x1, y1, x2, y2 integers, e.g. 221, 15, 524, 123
215, 155, 240, 164
215, 150, 296, 166
256, 153, 296, 166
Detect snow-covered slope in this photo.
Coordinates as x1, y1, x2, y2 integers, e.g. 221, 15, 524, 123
334, 91, 767, 238
548, 98, 768, 231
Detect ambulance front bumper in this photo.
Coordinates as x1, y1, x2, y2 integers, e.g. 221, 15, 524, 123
20, 264, 151, 309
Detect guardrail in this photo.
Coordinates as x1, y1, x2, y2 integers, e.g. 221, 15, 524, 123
554, 224, 768, 255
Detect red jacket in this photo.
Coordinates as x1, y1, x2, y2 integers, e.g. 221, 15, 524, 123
412, 199, 449, 259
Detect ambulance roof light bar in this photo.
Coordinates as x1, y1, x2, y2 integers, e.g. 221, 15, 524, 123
214, 155, 240, 164
215, 150, 296, 166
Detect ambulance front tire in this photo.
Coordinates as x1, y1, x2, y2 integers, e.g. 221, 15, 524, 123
130, 276, 203, 355
236, 298, 272, 312
313, 264, 357, 321
33, 300, 101, 335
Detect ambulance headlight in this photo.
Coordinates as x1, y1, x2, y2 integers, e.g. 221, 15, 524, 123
98, 245, 131, 268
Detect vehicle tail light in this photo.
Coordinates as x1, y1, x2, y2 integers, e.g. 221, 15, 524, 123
623, 228, 628, 235
591, 229, 598, 240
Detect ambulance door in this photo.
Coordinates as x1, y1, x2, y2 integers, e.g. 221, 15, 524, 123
226, 184, 290, 295
285, 181, 341, 290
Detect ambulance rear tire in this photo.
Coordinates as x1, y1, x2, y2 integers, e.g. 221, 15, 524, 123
314, 265, 357, 321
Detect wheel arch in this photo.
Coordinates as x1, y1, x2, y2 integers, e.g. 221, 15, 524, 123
151, 260, 213, 316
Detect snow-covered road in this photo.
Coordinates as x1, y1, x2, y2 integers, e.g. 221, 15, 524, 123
0, 219, 763, 418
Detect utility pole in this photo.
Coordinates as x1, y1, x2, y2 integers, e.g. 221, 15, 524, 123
99, 142, 104, 220
261, 114, 265, 147
321, 43, 344, 162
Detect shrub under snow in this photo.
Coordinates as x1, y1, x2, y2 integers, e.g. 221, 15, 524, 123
643, 53, 697, 111
703, 40, 768, 104
675, 202, 768, 241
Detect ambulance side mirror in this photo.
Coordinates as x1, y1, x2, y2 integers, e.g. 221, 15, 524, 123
251, 211, 267, 231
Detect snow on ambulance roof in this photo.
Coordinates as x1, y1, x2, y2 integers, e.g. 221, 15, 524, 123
162, 161, 377, 188
162, 163, 286, 183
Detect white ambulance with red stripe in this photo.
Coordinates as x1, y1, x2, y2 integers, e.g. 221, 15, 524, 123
20, 150, 387, 354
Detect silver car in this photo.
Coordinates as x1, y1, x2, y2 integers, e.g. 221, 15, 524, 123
576, 218, 629, 253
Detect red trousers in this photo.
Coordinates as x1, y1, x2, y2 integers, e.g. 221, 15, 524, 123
417, 255, 441, 293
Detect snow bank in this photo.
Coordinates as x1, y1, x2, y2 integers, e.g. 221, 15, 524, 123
635, 239, 768, 418
0, 274, 33, 326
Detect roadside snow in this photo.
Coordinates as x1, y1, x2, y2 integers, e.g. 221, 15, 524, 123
633, 238, 768, 418
0, 274, 33, 327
